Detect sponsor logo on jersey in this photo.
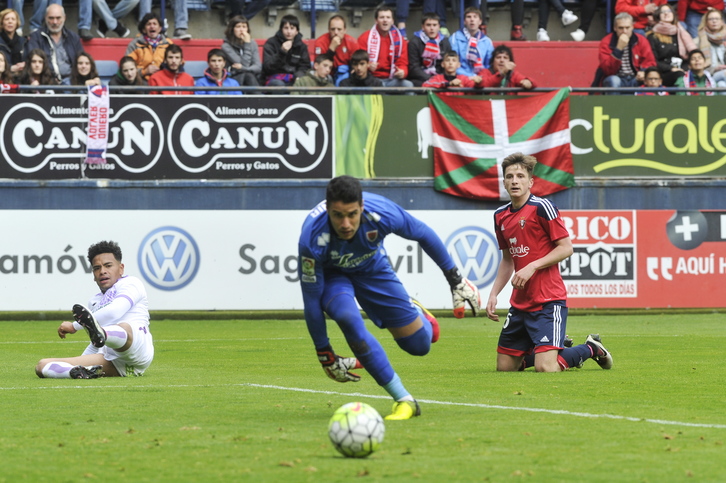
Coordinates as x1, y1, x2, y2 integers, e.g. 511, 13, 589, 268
301, 256, 316, 283
444, 226, 501, 289
508, 237, 531, 257
138, 226, 200, 291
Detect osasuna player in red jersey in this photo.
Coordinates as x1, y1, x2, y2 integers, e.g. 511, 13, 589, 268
486, 153, 613, 372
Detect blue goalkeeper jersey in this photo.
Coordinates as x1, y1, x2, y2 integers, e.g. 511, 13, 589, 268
298, 192, 455, 348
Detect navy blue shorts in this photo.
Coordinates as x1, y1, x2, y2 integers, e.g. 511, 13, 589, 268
497, 301, 568, 357
322, 267, 418, 329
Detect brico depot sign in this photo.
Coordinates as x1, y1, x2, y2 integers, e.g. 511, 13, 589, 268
561, 210, 726, 308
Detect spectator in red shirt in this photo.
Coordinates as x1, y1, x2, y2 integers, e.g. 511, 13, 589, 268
358, 5, 413, 89
314, 14, 359, 85
480, 44, 536, 90
148, 44, 194, 95
596, 12, 657, 93
615, 0, 667, 34
423, 50, 483, 94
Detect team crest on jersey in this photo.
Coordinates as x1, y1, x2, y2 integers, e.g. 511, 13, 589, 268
519, 217, 526, 229
301, 257, 316, 283
366, 230, 379, 242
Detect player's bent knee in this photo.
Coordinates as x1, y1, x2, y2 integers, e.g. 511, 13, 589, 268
394, 327, 430, 356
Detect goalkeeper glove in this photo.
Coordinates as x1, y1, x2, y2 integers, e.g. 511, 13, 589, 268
317, 345, 361, 382
444, 267, 482, 319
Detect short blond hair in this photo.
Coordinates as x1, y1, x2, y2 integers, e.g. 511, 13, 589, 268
0, 8, 20, 27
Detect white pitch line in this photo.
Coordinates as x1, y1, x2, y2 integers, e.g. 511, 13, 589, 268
0, 337, 311, 345
2, 381, 724, 430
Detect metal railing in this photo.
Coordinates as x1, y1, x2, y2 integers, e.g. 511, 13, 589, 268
4, 85, 725, 95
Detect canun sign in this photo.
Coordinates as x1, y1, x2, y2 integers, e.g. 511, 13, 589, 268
0, 96, 333, 180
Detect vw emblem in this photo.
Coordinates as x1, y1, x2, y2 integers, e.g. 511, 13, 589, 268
444, 226, 501, 289
138, 226, 200, 291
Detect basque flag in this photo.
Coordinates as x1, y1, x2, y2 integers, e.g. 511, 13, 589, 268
430, 88, 575, 201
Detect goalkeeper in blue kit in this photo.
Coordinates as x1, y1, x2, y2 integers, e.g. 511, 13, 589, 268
298, 176, 481, 420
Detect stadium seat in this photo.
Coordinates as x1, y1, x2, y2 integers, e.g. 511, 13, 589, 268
187, 0, 212, 10
339, 0, 382, 27
299, 0, 340, 11
266, 0, 298, 26
184, 60, 208, 78
97, 60, 118, 83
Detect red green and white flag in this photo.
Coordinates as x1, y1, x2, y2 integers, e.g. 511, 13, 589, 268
429, 88, 575, 201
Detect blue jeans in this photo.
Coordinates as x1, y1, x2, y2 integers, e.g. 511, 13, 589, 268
13, 0, 60, 31
603, 74, 639, 94
381, 78, 414, 88
423, 0, 448, 26
78, 0, 93, 30
139, 0, 188, 29
92, 0, 140, 30
713, 70, 726, 91
382, 77, 415, 95
682, 11, 702, 39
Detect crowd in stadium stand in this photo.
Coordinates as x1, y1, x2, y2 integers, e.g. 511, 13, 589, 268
1, 0, 725, 93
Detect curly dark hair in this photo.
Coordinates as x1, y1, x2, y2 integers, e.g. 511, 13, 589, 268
87, 240, 123, 265
138, 11, 163, 35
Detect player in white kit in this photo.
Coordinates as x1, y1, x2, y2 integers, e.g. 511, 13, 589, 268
35, 241, 154, 379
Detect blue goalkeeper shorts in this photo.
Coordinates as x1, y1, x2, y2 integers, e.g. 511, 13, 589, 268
322, 267, 418, 329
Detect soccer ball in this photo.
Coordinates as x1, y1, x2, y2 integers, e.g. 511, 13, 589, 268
328, 402, 385, 458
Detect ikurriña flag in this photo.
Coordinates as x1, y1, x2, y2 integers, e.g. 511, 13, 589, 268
429, 88, 575, 201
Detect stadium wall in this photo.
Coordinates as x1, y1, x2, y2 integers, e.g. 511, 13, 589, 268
2, 178, 726, 211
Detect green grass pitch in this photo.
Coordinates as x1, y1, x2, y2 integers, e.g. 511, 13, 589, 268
1, 313, 724, 482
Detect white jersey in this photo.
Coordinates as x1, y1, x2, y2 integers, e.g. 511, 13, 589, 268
78, 275, 154, 376
87, 275, 150, 328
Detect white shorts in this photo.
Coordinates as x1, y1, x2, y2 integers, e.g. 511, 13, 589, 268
102, 321, 154, 377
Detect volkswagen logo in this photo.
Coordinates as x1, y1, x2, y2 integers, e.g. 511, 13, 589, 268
444, 226, 501, 289
138, 226, 200, 291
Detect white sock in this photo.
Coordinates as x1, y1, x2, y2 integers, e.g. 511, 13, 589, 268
103, 325, 129, 349
81, 343, 100, 356
41, 361, 74, 378
397, 395, 415, 402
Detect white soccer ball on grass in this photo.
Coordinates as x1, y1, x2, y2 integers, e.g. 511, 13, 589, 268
328, 402, 385, 458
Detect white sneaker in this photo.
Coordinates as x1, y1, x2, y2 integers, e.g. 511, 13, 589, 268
561, 9, 578, 26
570, 28, 586, 41
537, 28, 550, 41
